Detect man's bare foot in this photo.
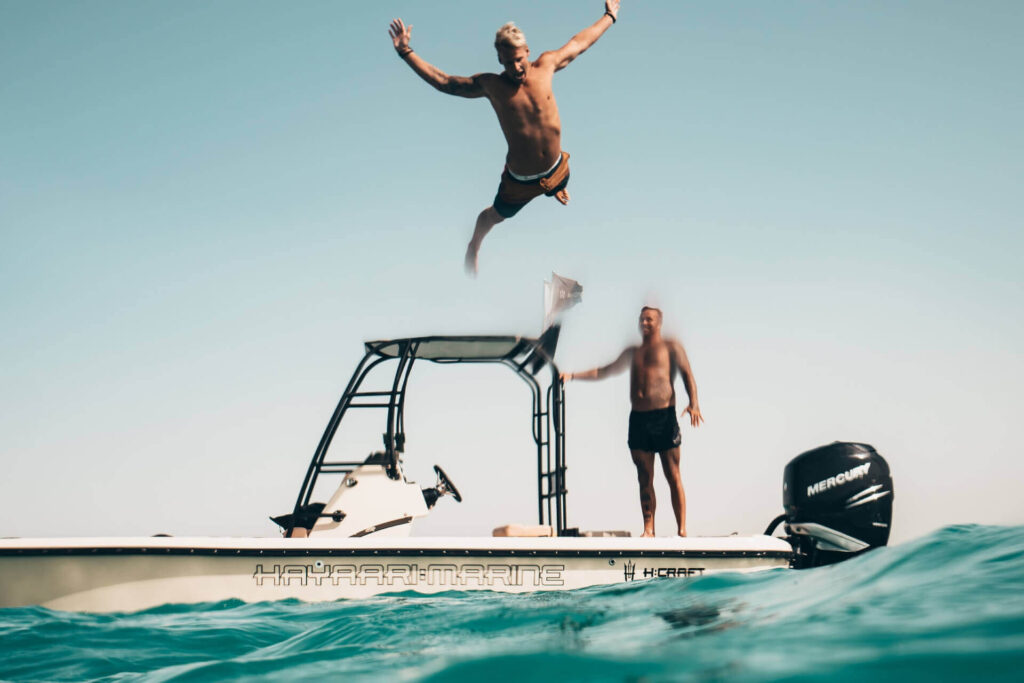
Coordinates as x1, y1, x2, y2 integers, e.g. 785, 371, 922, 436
464, 241, 479, 277
677, 532, 687, 537
641, 530, 655, 538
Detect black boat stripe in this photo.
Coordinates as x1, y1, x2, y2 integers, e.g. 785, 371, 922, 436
351, 516, 413, 537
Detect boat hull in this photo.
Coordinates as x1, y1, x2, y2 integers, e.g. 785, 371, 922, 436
0, 536, 793, 612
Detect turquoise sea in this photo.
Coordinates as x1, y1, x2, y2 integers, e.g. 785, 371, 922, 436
1, 525, 1022, 682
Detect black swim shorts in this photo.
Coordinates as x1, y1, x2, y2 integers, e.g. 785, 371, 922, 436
627, 406, 682, 453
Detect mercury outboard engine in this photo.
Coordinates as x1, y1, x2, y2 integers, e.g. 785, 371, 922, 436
767, 442, 894, 568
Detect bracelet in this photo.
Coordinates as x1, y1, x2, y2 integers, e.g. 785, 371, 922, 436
397, 46, 413, 58
605, 10, 616, 23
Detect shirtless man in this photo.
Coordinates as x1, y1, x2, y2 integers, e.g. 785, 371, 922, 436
561, 307, 704, 537
388, 1, 620, 276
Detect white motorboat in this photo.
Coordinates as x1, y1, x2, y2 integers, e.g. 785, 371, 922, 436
0, 331, 893, 612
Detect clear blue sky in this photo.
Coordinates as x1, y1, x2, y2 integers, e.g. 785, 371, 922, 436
2, 1, 1021, 542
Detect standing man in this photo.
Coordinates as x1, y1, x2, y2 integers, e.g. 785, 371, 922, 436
561, 307, 704, 537
388, 1, 621, 276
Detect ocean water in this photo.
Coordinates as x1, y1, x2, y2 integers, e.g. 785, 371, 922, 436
1, 525, 1022, 682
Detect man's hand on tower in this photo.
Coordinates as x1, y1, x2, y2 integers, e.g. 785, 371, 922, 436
388, 18, 413, 53
605, 0, 620, 23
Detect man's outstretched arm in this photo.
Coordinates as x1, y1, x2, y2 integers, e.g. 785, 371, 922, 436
388, 18, 487, 97
547, 0, 620, 72
561, 347, 632, 382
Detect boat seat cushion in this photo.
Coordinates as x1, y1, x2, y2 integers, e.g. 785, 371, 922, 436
492, 523, 554, 537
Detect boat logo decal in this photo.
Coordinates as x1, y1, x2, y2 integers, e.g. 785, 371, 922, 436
622, 561, 704, 581
253, 561, 565, 588
806, 463, 871, 498
641, 567, 705, 578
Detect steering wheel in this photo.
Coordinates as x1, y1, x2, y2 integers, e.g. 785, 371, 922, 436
433, 465, 463, 503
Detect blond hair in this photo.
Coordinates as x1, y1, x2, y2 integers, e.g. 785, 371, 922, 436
494, 22, 527, 50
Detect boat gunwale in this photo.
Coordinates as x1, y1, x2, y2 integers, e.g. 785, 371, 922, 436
0, 535, 795, 560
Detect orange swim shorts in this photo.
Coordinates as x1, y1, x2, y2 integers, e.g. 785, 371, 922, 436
492, 151, 571, 218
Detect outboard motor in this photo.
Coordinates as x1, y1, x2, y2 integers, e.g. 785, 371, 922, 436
769, 442, 894, 568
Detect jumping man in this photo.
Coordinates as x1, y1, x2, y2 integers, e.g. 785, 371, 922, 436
561, 307, 704, 537
388, 1, 621, 276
